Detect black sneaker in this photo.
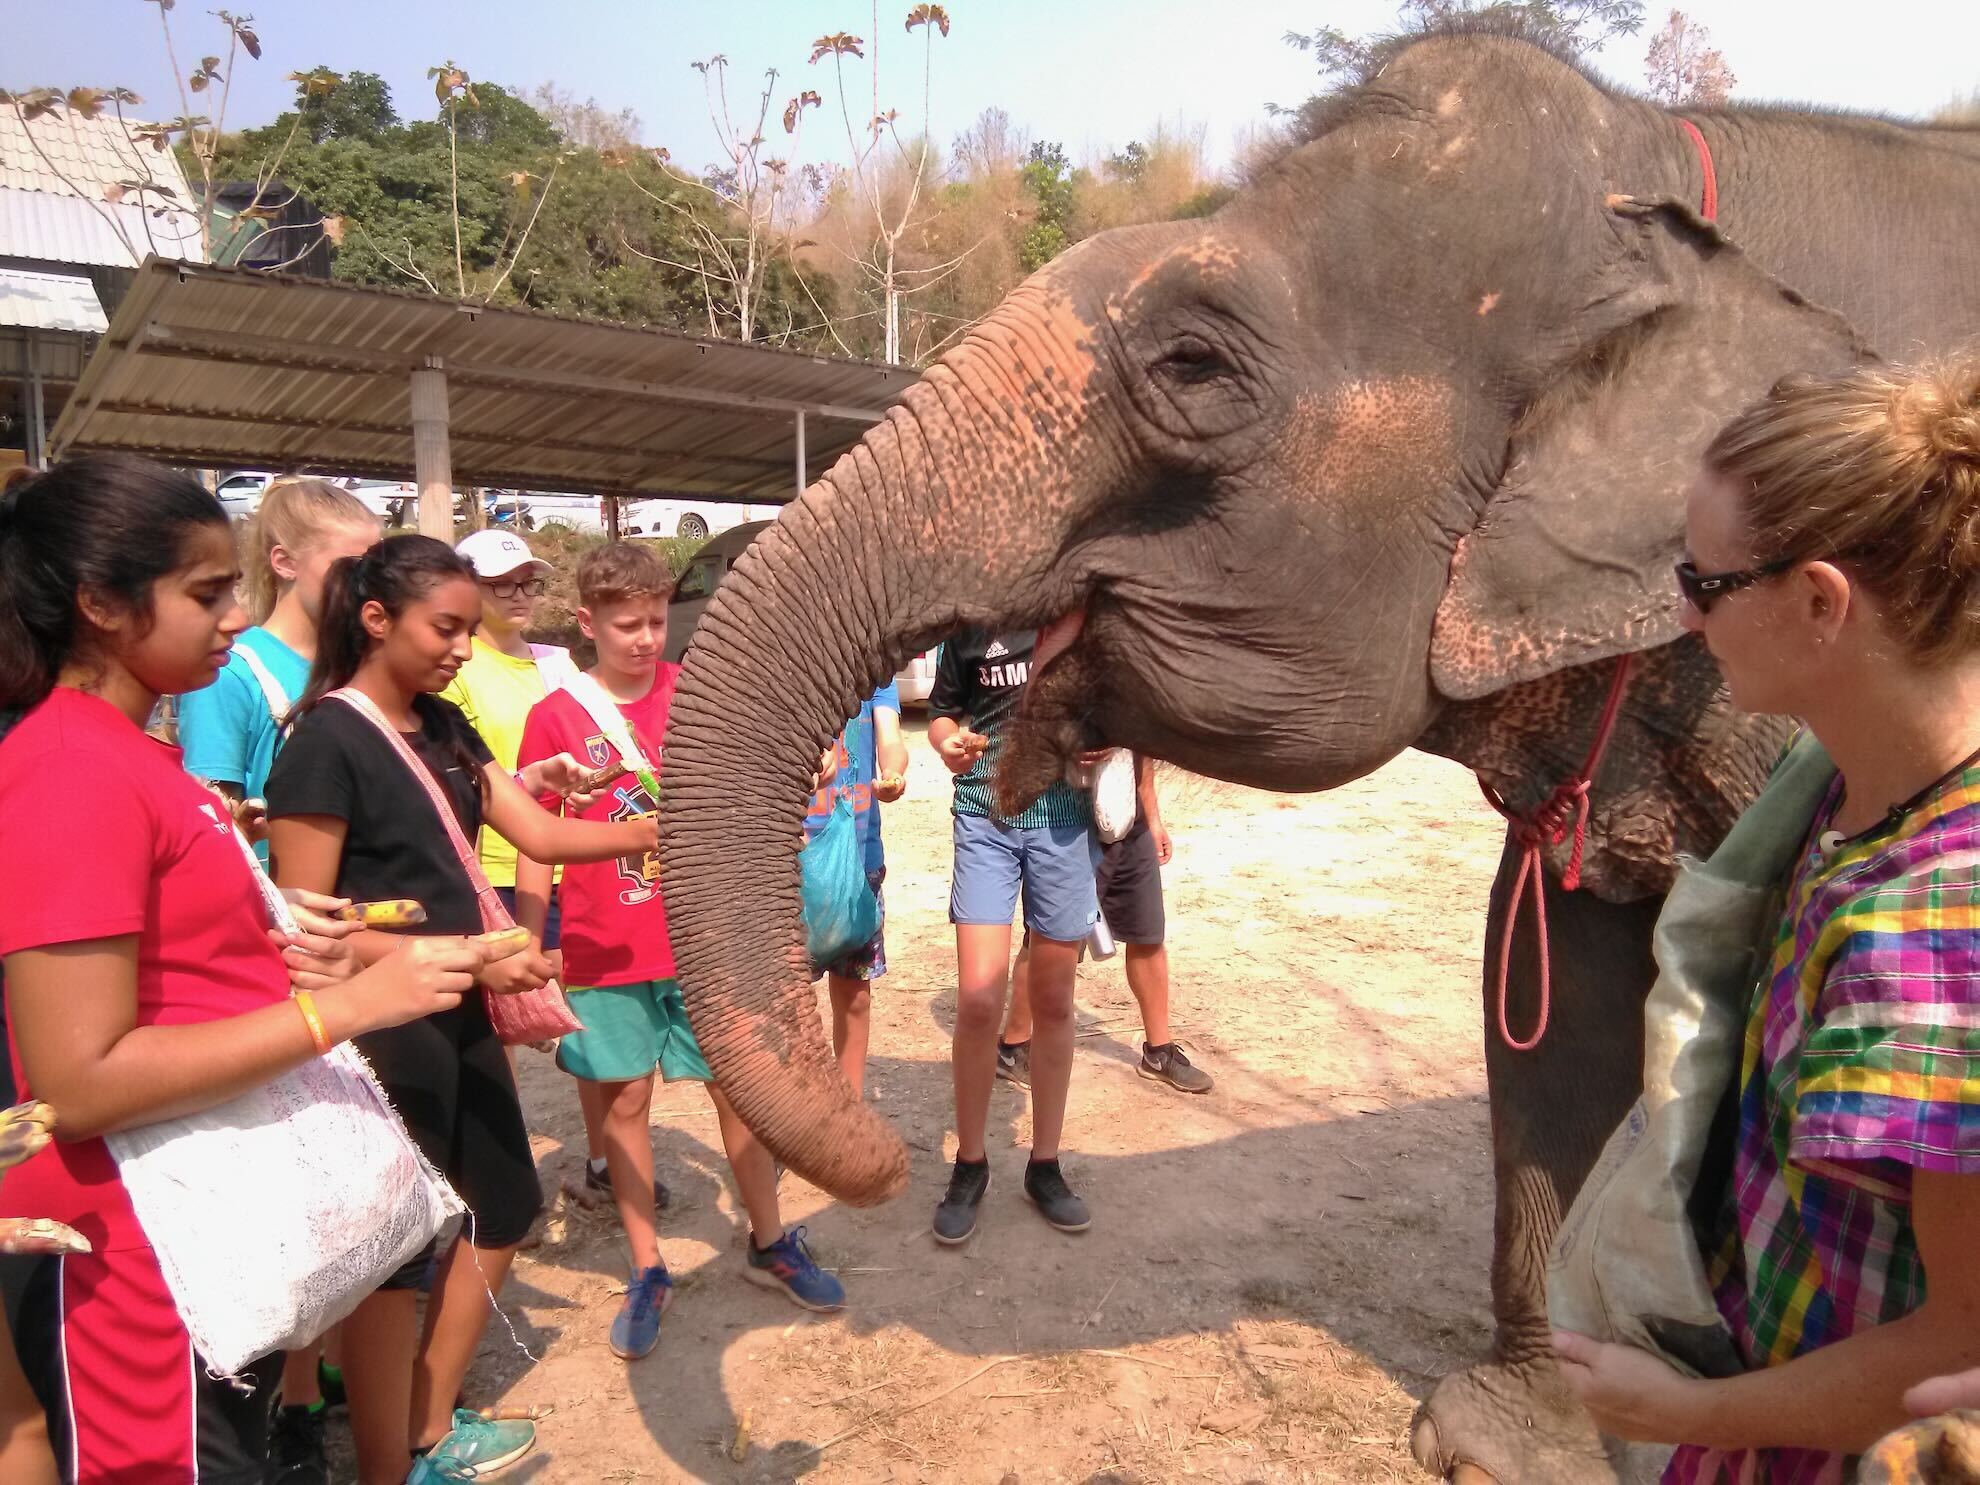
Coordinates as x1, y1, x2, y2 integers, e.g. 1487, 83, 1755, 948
1139, 1042, 1213, 1094
932, 1158, 991, 1245
584, 1160, 672, 1211
995, 1040, 1032, 1089
1023, 1159, 1091, 1233
265, 1403, 328, 1485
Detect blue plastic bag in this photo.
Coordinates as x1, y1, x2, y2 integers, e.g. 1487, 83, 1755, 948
800, 796, 880, 969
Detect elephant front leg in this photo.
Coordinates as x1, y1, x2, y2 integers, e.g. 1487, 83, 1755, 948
1410, 829, 1665, 1484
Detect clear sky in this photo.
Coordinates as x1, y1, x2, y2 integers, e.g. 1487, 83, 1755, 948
10, 1, 1978, 176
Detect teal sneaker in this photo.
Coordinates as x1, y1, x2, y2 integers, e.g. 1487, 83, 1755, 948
609, 1263, 674, 1360
744, 1226, 846, 1312
407, 1409, 535, 1481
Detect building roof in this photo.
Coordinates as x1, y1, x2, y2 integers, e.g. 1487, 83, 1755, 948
0, 109, 201, 268
54, 259, 917, 498
0, 268, 108, 333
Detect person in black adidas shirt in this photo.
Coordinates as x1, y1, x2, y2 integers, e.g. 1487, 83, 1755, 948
926, 630, 1097, 1242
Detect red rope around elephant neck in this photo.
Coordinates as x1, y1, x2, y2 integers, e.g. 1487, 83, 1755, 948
1476, 119, 1717, 1053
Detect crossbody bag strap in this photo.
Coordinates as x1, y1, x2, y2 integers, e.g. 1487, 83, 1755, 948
559, 671, 653, 773
233, 643, 293, 728
324, 689, 509, 932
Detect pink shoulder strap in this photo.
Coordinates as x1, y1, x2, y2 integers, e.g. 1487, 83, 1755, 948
324, 689, 507, 933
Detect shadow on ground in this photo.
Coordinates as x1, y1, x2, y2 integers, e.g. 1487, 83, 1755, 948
496, 1036, 1491, 1482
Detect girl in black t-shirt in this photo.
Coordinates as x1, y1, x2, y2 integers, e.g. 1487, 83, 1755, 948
267, 536, 657, 1484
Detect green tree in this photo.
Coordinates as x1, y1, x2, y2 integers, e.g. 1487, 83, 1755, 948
1018, 139, 1076, 271
304, 68, 396, 142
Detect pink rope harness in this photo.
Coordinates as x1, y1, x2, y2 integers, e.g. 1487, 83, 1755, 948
1477, 118, 1719, 1052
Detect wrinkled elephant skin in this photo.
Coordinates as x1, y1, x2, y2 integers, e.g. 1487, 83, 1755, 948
659, 28, 1980, 1483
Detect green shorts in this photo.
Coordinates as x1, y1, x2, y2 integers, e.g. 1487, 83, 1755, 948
555, 978, 714, 1085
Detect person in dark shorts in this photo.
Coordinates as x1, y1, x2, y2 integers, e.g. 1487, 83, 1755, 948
1001, 753, 1212, 1094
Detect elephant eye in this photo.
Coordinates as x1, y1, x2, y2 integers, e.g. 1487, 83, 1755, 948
1152, 335, 1235, 386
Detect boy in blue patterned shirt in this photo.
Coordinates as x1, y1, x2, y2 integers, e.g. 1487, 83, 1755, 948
805, 682, 908, 1095
927, 629, 1096, 1243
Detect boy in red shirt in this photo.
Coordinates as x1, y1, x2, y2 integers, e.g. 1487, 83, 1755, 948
514, 543, 844, 1360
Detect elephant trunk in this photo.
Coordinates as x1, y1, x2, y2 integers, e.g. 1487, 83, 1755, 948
659, 283, 1120, 1204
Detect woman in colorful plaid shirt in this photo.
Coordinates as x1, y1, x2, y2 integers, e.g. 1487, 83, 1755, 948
1552, 359, 1980, 1483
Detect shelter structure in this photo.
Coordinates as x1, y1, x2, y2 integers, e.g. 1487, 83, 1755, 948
0, 109, 202, 469
54, 259, 916, 535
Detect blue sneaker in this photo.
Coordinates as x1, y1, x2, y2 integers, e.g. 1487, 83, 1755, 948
406, 1409, 534, 1480
744, 1226, 846, 1312
608, 1263, 674, 1360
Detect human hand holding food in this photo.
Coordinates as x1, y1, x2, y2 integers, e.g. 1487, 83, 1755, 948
518, 752, 588, 799
0, 1101, 57, 1172
341, 936, 492, 1034
936, 729, 989, 776
266, 889, 362, 990
874, 771, 907, 803
477, 944, 554, 997
233, 796, 269, 846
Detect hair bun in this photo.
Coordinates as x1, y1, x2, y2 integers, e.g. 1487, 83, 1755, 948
1887, 371, 1980, 466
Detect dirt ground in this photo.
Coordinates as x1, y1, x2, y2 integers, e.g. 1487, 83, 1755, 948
332, 721, 1512, 1483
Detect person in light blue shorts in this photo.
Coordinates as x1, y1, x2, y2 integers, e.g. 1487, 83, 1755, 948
926, 628, 1097, 1245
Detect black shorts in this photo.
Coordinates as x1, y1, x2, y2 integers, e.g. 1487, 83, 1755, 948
2, 1250, 281, 1483
1096, 817, 1166, 945
493, 883, 561, 951
356, 994, 544, 1284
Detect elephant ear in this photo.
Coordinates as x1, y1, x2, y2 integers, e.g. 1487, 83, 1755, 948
1430, 200, 1875, 702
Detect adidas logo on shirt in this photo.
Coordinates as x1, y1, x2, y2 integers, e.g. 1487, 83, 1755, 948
984, 639, 1009, 659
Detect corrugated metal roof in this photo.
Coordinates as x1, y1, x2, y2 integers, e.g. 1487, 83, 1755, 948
0, 109, 202, 267
0, 268, 107, 332
54, 260, 917, 500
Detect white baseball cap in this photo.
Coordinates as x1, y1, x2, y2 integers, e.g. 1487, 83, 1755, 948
455, 528, 549, 579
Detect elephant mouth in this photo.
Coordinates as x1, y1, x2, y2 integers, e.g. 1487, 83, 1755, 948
992, 597, 1111, 819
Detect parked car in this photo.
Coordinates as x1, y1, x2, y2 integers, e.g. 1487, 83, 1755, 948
893, 645, 939, 709
664, 522, 771, 663
625, 497, 782, 543
663, 521, 942, 702
214, 469, 278, 519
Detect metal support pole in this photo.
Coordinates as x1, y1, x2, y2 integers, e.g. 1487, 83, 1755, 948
23, 332, 44, 467
794, 408, 807, 499
409, 359, 453, 540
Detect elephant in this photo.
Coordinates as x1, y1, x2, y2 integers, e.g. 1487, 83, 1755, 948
657, 24, 1980, 1485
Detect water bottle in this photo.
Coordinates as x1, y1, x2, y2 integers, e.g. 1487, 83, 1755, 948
1086, 913, 1117, 961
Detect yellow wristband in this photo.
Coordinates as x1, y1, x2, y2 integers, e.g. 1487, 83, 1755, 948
294, 991, 331, 1056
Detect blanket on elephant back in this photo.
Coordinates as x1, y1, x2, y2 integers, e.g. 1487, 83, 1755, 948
1666, 764, 1980, 1485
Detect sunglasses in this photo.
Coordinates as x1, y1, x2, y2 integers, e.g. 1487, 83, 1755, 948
1673, 555, 1799, 615
482, 577, 546, 600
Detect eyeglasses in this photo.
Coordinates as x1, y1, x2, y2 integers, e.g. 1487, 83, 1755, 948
1673, 556, 1799, 615
482, 577, 546, 600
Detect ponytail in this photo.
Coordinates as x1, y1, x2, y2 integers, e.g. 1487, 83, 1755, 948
292, 551, 375, 722
0, 454, 226, 721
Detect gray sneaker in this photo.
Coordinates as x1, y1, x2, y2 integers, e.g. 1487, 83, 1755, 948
1139, 1042, 1213, 1094
1023, 1159, 1091, 1233
995, 1040, 1031, 1089
933, 1159, 991, 1244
